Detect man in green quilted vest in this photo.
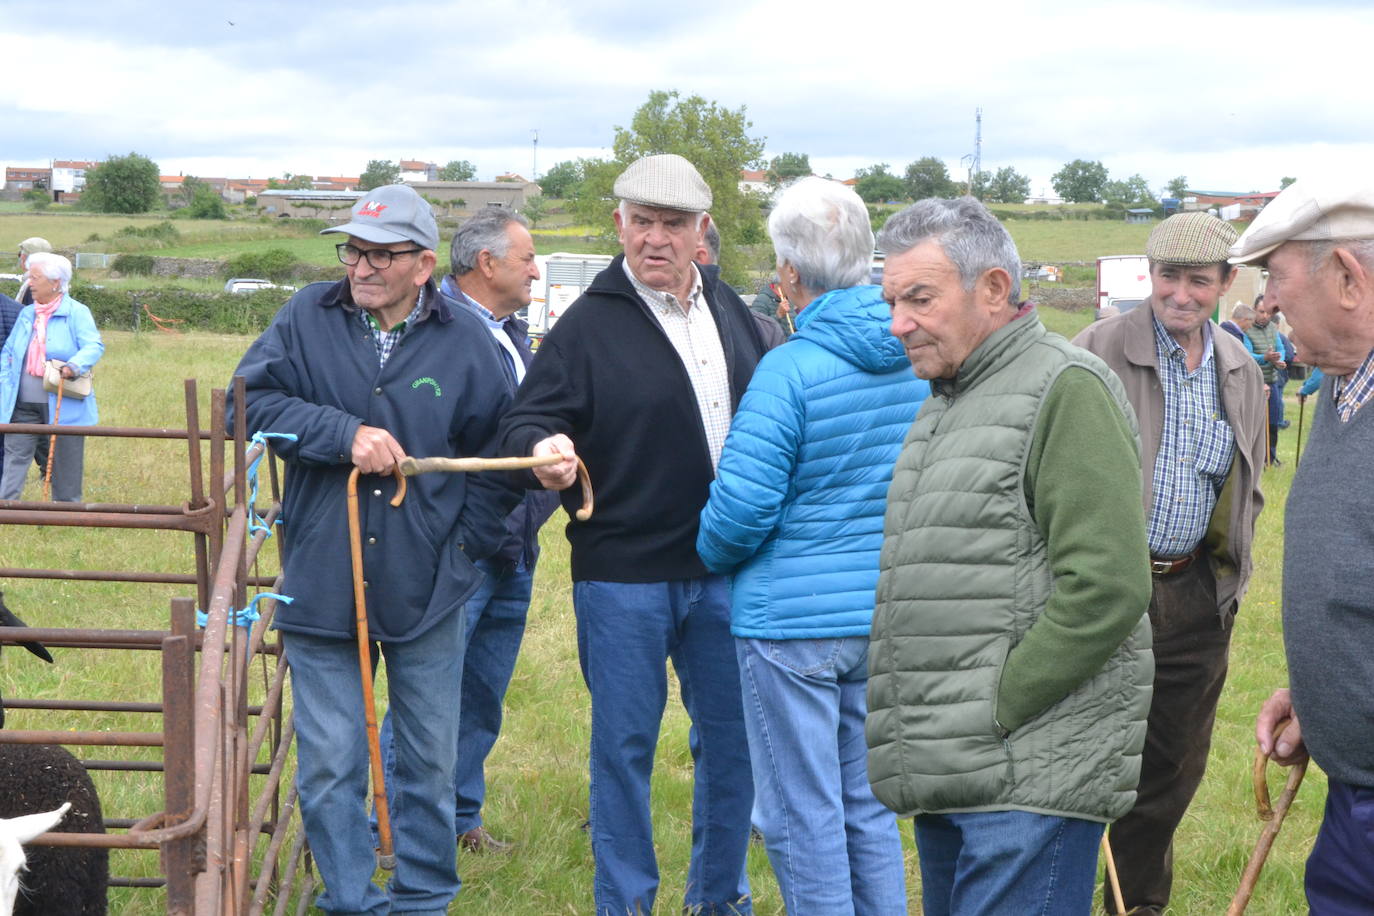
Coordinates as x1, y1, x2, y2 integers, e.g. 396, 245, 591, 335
867, 197, 1154, 915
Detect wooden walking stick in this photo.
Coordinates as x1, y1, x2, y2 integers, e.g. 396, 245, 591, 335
346, 465, 407, 870
42, 381, 64, 501
399, 453, 594, 521
1101, 834, 1127, 914
1295, 395, 1306, 468
1226, 720, 1308, 915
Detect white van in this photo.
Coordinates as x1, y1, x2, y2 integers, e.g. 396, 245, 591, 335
524, 253, 615, 344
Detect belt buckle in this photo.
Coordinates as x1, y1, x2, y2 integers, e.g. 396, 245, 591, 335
1150, 558, 1175, 575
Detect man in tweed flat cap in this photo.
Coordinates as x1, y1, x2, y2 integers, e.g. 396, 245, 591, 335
1074, 211, 1266, 915
499, 154, 769, 914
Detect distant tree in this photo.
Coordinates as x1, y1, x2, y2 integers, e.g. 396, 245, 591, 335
767, 152, 812, 188
1165, 175, 1189, 198
855, 163, 905, 203
187, 182, 227, 219
522, 195, 549, 228
1103, 173, 1155, 205
438, 160, 476, 182
358, 159, 401, 191
178, 175, 206, 207
1051, 159, 1109, 203
904, 157, 958, 201
610, 89, 768, 283
539, 160, 582, 198
23, 188, 50, 211
1280, 176, 1297, 189
984, 166, 1031, 204
567, 157, 622, 230
83, 152, 161, 213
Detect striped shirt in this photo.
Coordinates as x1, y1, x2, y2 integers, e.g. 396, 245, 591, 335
358, 288, 426, 367
1146, 318, 1236, 558
1334, 347, 1374, 422
623, 260, 731, 471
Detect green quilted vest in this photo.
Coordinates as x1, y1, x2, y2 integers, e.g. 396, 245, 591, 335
866, 312, 1152, 823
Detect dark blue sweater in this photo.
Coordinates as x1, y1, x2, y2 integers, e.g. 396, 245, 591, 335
232, 278, 520, 641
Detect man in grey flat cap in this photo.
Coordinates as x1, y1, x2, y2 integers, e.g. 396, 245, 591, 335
500, 153, 769, 914
1074, 211, 1266, 915
232, 183, 518, 914
1237, 179, 1374, 914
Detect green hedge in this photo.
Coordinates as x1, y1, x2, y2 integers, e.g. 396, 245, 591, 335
71, 282, 298, 335
111, 254, 156, 276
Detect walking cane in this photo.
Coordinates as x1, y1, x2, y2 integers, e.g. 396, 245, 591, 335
398, 453, 594, 521
1226, 720, 1307, 915
1101, 834, 1126, 914
42, 381, 64, 501
346, 465, 407, 870
1294, 396, 1306, 469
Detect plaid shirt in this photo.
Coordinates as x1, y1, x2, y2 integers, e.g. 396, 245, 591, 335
1334, 347, 1374, 422
1146, 318, 1236, 558
623, 260, 732, 471
358, 288, 426, 367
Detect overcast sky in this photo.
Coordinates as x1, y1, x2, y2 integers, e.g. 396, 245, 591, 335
7, 0, 1373, 197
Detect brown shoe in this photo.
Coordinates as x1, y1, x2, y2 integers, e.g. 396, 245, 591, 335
460, 826, 513, 854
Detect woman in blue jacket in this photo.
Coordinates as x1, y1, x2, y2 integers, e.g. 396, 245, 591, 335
0, 252, 103, 502
697, 177, 928, 914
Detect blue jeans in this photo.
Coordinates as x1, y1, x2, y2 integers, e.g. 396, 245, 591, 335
378, 558, 534, 839
915, 809, 1104, 916
573, 577, 753, 915
1266, 378, 1284, 460
737, 636, 905, 915
1306, 779, 1374, 914
282, 604, 466, 916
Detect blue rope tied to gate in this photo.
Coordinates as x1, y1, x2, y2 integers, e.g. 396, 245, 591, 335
196, 591, 293, 629
245, 431, 297, 537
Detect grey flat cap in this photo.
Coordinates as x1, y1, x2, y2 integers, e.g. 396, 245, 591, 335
320, 184, 439, 251
1230, 178, 1374, 264
1146, 212, 1238, 266
614, 154, 712, 212
18, 237, 52, 257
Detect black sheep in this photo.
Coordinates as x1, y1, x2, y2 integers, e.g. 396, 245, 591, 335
0, 591, 107, 914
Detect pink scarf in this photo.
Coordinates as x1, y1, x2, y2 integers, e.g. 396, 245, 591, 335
25, 295, 63, 377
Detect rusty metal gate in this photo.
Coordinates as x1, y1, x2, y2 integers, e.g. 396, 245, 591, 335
0, 378, 317, 914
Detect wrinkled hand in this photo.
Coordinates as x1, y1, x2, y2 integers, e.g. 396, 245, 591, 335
1256, 688, 1309, 767
532, 434, 578, 491
351, 425, 406, 475
60, 364, 77, 380
1265, 349, 1283, 364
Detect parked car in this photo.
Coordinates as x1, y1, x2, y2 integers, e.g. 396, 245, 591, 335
223, 278, 296, 294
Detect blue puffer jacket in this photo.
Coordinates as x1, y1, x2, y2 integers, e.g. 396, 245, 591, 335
697, 284, 928, 639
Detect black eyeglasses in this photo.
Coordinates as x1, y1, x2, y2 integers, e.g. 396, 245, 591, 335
336, 243, 424, 269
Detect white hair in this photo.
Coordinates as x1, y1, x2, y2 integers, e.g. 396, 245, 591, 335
25, 251, 73, 294
768, 177, 872, 293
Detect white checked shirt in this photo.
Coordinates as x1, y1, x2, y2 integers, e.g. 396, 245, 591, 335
623, 260, 732, 470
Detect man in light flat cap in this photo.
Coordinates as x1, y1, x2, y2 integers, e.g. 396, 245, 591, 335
1074, 211, 1266, 916
500, 153, 769, 914
232, 183, 519, 914
1239, 179, 1374, 913
15, 237, 53, 304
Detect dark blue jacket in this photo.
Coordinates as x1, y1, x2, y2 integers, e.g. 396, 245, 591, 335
440, 275, 560, 570
232, 278, 520, 642
0, 292, 20, 488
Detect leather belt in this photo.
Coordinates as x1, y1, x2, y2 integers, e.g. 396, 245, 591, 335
1150, 547, 1202, 577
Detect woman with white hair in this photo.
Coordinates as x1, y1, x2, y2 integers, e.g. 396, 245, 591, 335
697, 177, 928, 913
0, 252, 103, 501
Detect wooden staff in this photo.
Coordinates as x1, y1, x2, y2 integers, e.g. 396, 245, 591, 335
1226, 721, 1308, 915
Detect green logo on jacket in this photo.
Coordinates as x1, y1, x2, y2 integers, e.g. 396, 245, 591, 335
411, 377, 442, 397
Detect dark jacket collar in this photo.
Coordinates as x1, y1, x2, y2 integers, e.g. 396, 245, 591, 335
317, 276, 452, 324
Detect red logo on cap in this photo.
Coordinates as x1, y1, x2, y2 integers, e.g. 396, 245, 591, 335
358, 201, 387, 218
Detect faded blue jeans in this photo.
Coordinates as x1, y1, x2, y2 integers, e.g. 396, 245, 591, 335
915, 809, 1104, 915
573, 576, 753, 915
282, 603, 465, 916
737, 635, 906, 915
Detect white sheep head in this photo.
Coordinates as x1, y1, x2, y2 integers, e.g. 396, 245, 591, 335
0, 802, 70, 916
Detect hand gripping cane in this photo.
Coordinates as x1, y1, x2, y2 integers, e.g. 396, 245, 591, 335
1226, 720, 1308, 915
346, 465, 407, 870
398, 454, 594, 521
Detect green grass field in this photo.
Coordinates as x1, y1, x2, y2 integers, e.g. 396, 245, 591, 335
0, 329, 1317, 914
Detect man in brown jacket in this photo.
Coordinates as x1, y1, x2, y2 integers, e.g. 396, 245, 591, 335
1073, 212, 1266, 915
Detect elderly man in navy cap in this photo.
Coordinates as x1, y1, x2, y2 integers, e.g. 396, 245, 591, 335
233, 184, 518, 914
1238, 180, 1374, 914
500, 154, 770, 914
1074, 212, 1267, 915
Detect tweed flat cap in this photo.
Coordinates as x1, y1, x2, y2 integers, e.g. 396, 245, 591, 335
18, 237, 52, 257
1146, 212, 1238, 266
614, 154, 712, 212
1230, 178, 1374, 264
